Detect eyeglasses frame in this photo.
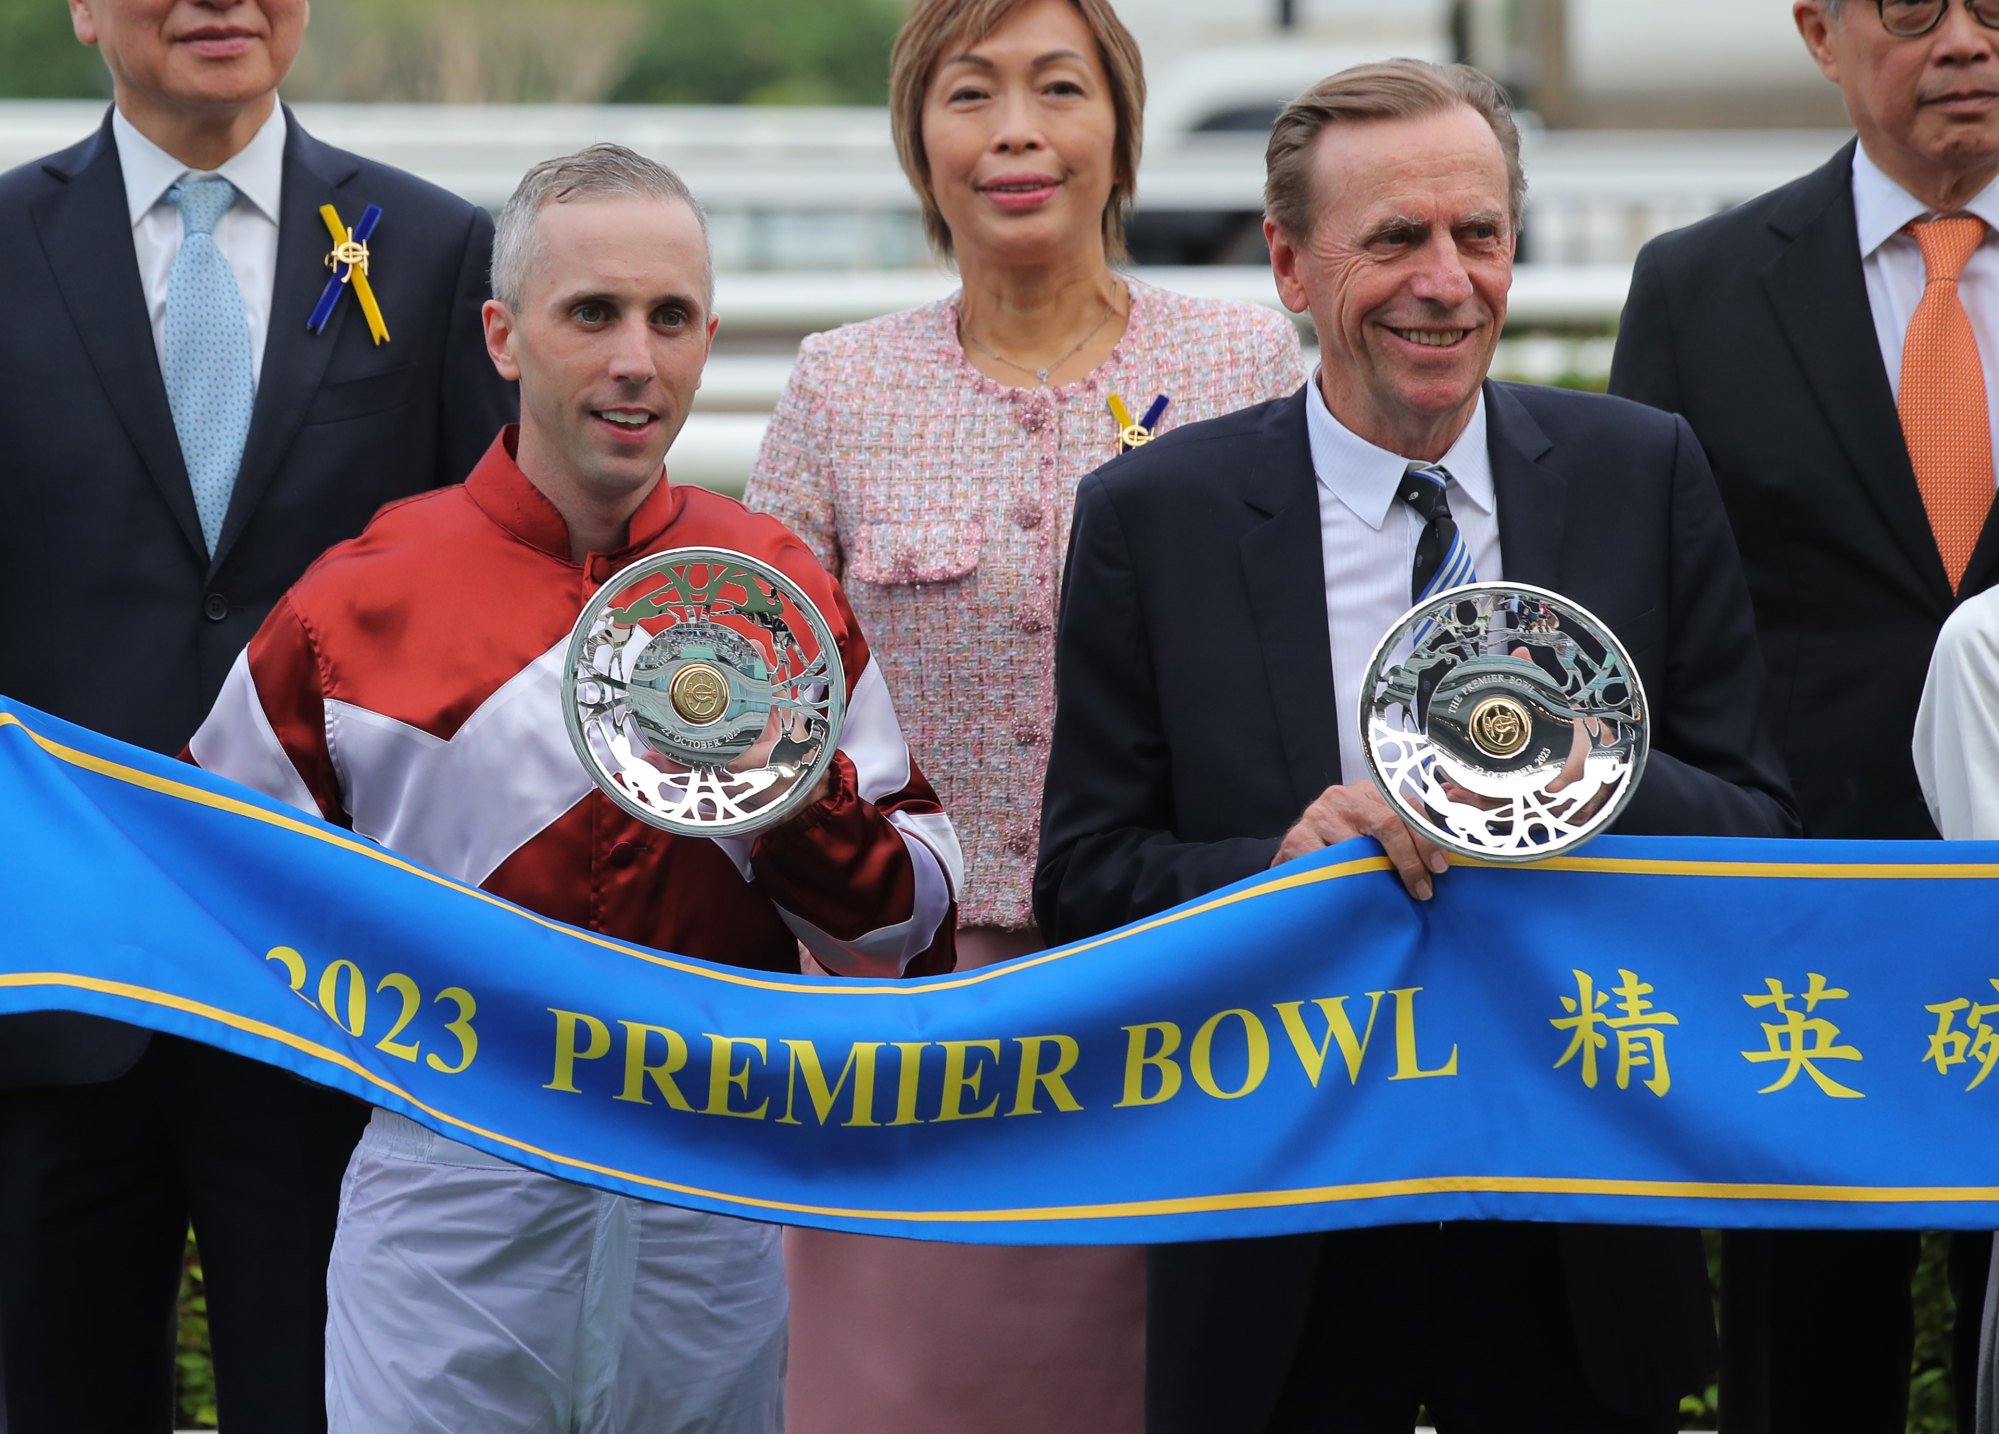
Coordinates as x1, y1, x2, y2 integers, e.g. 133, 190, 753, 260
1874, 0, 1999, 38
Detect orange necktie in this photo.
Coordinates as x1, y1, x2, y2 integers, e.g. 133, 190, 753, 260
1900, 215, 1995, 590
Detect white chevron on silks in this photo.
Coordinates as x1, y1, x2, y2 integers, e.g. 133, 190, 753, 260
195, 639, 592, 888
192, 644, 323, 818
194, 642, 963, 973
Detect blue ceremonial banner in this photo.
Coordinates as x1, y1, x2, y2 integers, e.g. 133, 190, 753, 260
2, 695, 1998, 1242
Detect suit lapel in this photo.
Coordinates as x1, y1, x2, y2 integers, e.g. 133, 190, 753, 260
1486, 382, 1564, 588
1239, 391, 1343, 801
214, 111, 358, 571
1760, 144, 1954, 606
30, 113, 205, 561
1961, 502, 1999, 596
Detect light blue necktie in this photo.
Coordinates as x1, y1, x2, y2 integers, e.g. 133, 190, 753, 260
163, 177, 254, 556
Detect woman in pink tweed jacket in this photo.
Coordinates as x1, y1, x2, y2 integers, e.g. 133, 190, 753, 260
745, 0, 1305, 1429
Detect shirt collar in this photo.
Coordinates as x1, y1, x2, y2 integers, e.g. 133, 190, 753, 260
465, 427, 686, 565
111, 102, 287, 229
1303, 369, 1494, 529
1852, 140, 1999, 258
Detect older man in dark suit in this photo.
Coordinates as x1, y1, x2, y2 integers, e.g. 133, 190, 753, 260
1609, 2, 1999, 1428
0, 1, 513, 1428
1035, 58, 1794, 1434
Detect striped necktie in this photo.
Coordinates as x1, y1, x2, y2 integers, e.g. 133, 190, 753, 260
1401, 462, 1478, 604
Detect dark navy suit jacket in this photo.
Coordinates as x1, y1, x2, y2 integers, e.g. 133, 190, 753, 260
1034, 380, 1796, 1426
1612, 141, 1999, 840
0, 107, 516, 1086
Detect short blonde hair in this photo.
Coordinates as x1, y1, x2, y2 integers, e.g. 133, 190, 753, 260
493, 143, 712, 311
889, 0, 1145, 263
1264, 59, 1526, 245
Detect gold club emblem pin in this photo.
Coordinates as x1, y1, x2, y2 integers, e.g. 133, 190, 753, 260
325, 237, 370, 280
1468, 695, 1530, 758
669, 663, 730, 725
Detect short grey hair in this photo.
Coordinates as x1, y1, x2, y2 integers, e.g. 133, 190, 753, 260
1265, 59, 1526, 244
490, 143, 713, 311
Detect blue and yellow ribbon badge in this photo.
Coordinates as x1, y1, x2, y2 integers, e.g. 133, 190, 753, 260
307, 203, 389, 345
1108, 393, 1170, 454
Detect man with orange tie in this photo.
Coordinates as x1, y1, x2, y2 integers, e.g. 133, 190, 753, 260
1609, 1, 1999, 1429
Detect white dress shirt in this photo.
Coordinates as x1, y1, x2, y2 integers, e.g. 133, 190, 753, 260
113, 103, 285, 389
1853, 141, 1999, 469
1913, 585, 1999, 838
1303, 373, 1505, 789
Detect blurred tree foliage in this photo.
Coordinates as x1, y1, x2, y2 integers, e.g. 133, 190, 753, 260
0, 0, 906, 105
176, 1237, 217, 1429
291, 0, 651, 103
0, 0, 110, 99
605, 0, 906, 106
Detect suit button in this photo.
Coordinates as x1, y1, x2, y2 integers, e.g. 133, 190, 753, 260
607, 841, 640, 869
1018, 616, 1048, 634
202, 593, 228, 622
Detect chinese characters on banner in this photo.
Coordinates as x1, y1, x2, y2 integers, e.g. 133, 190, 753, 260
1551, 969, 1999, 1101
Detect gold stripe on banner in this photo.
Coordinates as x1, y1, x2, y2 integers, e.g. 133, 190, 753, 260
11, 705, 1999, 1004
0, 709, 1395, 996
6, 971, 1998, 1226
1471, 852, 1999, 880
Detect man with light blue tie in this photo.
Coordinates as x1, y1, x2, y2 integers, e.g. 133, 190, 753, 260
163, 173, 257, 555
0, 2, 514, 1429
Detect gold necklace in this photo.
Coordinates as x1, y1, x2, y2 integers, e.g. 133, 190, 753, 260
958, 297, 1117, 387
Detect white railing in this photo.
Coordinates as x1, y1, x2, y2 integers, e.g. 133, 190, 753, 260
706, 263, 1632, 337
678, 262, 1630, 494
0, 100, 1847, 269
0, 102, 1775, 489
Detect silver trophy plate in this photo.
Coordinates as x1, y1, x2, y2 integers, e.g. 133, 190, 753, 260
1359, 582, 1648, 861
562, 547, 845, 837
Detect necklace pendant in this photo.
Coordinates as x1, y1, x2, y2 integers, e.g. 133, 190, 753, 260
1035, 367, 1052, 386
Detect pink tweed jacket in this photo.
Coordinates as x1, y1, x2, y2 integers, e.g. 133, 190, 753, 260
746, 278, 1307, 929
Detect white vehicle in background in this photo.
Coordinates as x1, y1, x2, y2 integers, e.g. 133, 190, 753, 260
1131, 43, 1450, 263
1117, 0, 1847, 263
1118, 0, 1455, 262
1482, 0, 1844, 129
